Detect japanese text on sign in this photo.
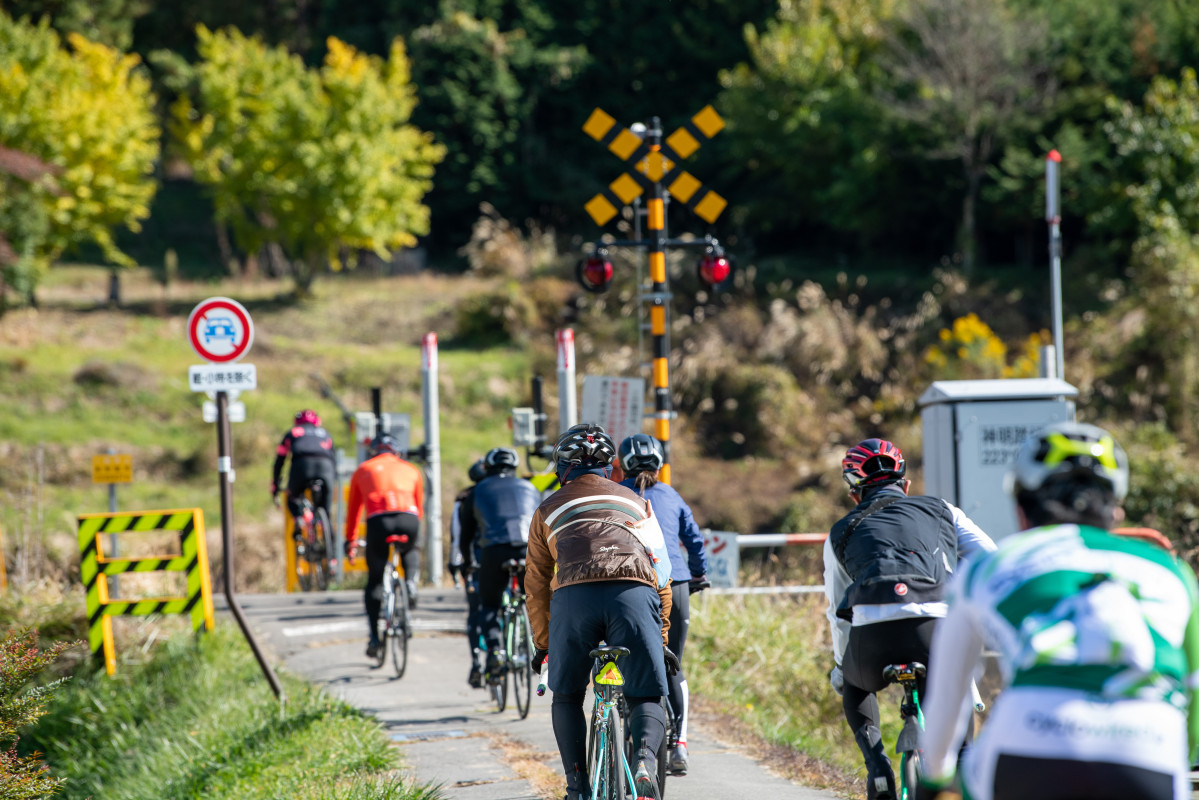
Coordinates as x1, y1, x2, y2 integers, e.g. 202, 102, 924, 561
978, 424, 1037, 466
188, 363, 257, 392
581, 375, 645, 448
92, 454, 133, 484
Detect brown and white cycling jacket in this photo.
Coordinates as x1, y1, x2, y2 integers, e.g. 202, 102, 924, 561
526, 473, 672, 651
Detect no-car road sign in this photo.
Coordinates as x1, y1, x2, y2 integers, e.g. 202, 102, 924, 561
187, 297, 254, 363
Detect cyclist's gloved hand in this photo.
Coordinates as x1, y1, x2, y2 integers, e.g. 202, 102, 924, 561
343, 538, 358, 561
829, 664, 844, 696
532, 649, 549, 671
663, 645, 681, 676
270, 482, 280, 508
688, 575, 711, 594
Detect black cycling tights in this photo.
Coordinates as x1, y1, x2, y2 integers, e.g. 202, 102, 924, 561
552, 691, 666, 793
992, 754, 1174, 800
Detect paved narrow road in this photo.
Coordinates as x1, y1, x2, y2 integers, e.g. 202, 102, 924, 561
234, 588, 839, 800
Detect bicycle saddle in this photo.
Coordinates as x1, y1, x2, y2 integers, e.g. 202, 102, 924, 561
882, 662, 926, 683
385, 534, 409, 544
589, 645, 631, 661
501, 558, 527, 572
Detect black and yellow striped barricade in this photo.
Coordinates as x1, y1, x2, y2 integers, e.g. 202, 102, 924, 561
77, 508, 215, 675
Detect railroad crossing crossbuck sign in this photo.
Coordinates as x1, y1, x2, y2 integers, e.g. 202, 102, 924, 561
582, 105, 727, 226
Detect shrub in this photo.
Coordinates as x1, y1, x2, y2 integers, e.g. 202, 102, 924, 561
0, 630, 75, 800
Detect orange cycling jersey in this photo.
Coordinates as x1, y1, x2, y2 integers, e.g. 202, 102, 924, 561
345, 454, 424, 541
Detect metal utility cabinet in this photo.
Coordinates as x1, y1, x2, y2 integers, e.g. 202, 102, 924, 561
919, 378, 1077, 540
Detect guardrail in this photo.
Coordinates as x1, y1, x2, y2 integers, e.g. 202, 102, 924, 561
702, 529, 827, 591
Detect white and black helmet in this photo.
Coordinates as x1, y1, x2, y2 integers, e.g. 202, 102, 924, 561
484, 447, 520, 474
552, 423, 616, 477
1005, 421, 1130, 502
618, 434, 663, 474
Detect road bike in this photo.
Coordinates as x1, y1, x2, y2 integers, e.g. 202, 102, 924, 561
488, 557, 534, 718
291, 479, 333, 592
373, 532, 412, 678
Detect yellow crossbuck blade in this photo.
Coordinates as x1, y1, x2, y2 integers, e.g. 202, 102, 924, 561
582, 105, 727, 226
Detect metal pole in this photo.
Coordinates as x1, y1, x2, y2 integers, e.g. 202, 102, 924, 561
1046, 150, 1065, 381
106, 447, 119, 596
646, 116, 673, 485
420, 333, 442, 586
556, 329, 578, 434
532, 376, 547, 457
216, 390, 284, 700
371, 387, 382, 437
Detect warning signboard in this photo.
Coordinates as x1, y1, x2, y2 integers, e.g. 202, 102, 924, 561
703, 530, 739, 589
92, 454, 133, 484
581, 375, 645, 449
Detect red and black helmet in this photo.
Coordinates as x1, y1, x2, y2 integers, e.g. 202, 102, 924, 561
842, 439, 906, 490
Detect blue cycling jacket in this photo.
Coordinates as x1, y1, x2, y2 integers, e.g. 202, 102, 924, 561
618, 478, 708, 582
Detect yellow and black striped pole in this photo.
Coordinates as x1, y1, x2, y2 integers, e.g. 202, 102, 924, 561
645, 117, 673, 485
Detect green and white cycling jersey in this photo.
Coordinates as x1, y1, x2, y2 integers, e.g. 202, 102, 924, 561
921, 524, 1199, 793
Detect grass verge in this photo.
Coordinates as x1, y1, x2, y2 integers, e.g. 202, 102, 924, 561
22, 623, 440, 800
688, 592, 912, 796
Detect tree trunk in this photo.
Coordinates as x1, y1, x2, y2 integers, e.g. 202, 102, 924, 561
214, 222, 237, 275
958, 169, 981, 273
108, 269, 121, 307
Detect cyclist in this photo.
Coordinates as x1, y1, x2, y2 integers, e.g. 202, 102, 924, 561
458, 447, 542, 684
344, 434, 424, 659
919, 422, 1199, 800
824, 437, 995, 800
270, 409, 337, 541
616, 433, 708, 776
526, 422, 679, 800
450, 458, 487, 687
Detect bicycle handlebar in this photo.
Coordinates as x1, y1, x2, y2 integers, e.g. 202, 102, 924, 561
537, 660, 549, 696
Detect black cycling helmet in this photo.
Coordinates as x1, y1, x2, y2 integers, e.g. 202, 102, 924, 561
842, 438, 906, 490
484, 447, 520, 474
552, 423, 616, 479
369, 433, 401, 457
618, 434, 664, 474
468, 458, 487, 483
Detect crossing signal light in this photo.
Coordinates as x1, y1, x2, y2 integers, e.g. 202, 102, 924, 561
697, 248, 731, 288
577, 251, 613, 293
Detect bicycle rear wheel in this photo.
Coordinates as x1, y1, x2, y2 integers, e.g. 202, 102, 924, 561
311, 507, 333, 591
390, 569, 410, 678
588, 705, 625, 800
900, 749, 921, 800
512, 606, 533, 719
375, 573, 392, 669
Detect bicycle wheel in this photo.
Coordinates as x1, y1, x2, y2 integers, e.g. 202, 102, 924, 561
390, 569, 409, 678
900, 749, 921, 800
490, 618, 509, 713
311, 507, 333, 591
375, 573, 392, 669
294, 530, 313, 592
512, 606, 533, 719
588, 704, 625, 800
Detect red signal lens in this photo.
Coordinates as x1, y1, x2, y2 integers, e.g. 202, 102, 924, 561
698, 254, 731, 286
578, 255, 613, 292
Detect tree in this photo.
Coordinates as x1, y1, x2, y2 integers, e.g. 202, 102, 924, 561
1106, 69, 1199, 440
0, 13, 159, 307
2, 0, 151, 50
171, 26, 445, 293
881, 0, 1052, 270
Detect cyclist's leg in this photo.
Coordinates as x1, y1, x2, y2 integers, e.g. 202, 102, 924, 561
842, 625, 896, 799
549, 584, 606, 798
285, 492, 307, 538
666, 581, 690, 752
363, 516, 392, 649
465, 569, 484, 686
478, 545, 520, 667
396, 513, 421, 606
601, 582, 668, 793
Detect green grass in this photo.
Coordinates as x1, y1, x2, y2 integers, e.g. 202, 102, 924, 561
23, 624, 439, 800
688, 592, 911, 791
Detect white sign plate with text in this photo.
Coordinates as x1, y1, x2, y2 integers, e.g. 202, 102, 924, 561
188, 363, 257, 393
